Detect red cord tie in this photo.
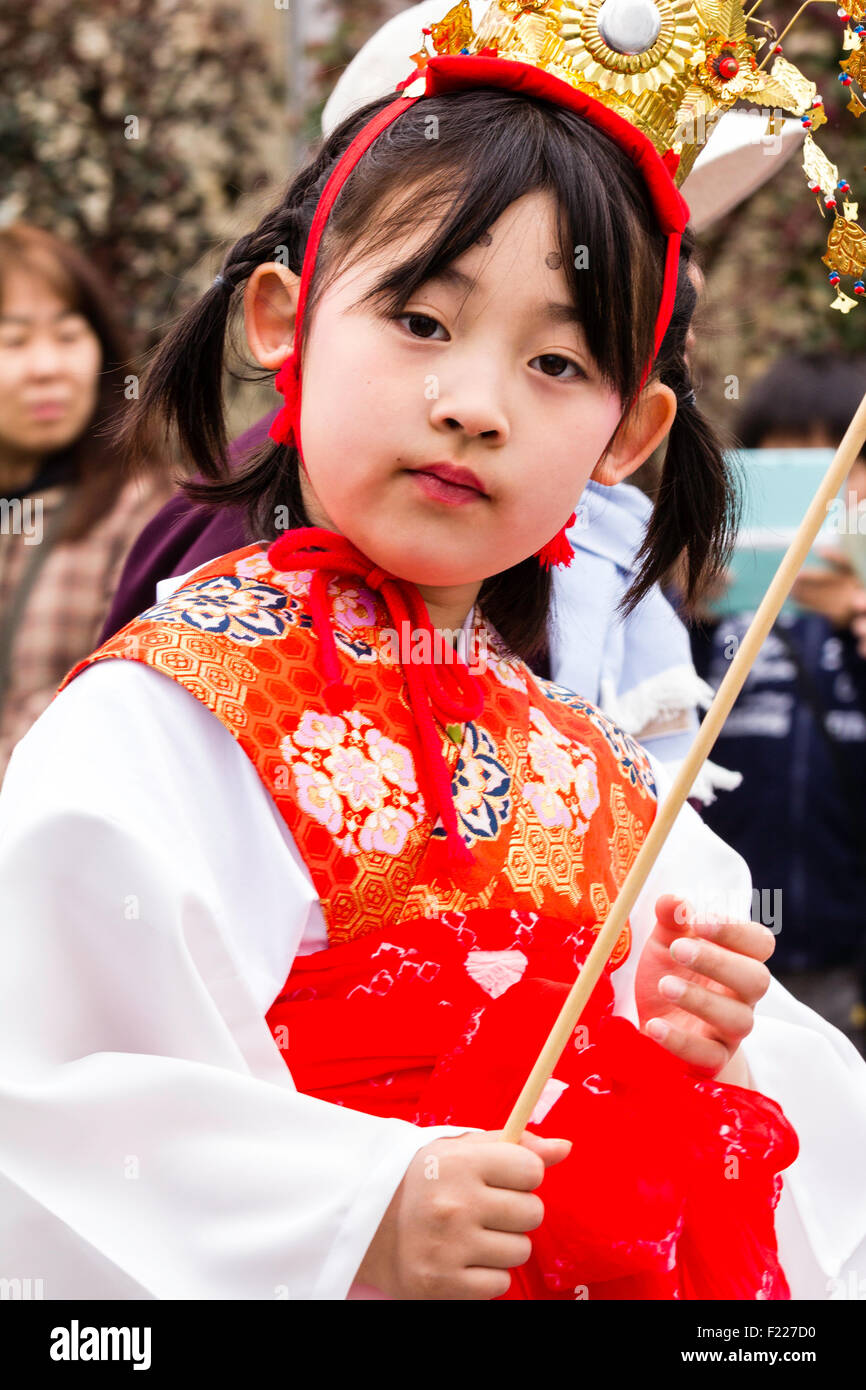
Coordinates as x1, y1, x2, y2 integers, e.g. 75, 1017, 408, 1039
364, 566, 390, 590
269, 353, 301, 448
267, 527, 484, 864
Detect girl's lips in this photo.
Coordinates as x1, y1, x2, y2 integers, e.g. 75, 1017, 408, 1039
411, 473, 486, 507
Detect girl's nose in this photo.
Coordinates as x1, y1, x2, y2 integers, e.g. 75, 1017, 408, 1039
428, 383, 510, 442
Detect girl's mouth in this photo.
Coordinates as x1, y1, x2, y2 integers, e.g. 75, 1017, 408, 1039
408, 461, 489, 507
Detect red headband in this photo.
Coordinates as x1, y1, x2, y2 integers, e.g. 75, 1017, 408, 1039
270, 54, 692, 458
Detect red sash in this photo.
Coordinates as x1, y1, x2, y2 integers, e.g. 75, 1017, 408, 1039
268, 906, 798, 1301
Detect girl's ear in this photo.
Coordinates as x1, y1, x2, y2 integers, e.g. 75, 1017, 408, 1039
243, 263, 302, 370
590, 381, 678, 487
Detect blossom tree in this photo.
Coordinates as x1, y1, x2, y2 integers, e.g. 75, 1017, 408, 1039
0, 0, 284, 349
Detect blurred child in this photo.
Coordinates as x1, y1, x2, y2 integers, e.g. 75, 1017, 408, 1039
692, 354, 866, 1052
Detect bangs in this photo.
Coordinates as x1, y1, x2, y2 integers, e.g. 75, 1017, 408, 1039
310, 87, 666, 408
0, 241, 79, 314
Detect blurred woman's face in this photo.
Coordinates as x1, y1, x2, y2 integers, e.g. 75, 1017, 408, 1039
0, 269, 102, 466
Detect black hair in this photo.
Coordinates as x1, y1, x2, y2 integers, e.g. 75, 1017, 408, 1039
736, 352, 866, 451
117, 85, 738, 657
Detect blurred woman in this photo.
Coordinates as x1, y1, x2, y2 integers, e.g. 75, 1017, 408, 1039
0, 223, 173, 779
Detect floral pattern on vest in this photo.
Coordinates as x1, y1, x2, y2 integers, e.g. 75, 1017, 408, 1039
57, 542, 657, 954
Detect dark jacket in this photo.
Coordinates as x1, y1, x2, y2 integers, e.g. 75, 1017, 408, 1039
692, 611, 866, 972
97, 413, 276, 644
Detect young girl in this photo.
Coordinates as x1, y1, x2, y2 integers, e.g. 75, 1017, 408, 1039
1, 41, 863, 1301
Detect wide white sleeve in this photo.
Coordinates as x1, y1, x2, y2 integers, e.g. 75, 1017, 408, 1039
0, 659, 471, 1301
617, 752, 866, 1300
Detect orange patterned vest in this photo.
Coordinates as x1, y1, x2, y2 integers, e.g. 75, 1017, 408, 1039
57, 542, 657, 955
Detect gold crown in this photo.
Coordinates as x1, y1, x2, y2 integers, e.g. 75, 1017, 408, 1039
402, 0, 866, 311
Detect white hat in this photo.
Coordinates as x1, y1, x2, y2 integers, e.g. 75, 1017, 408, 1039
681, 109, 804, 232
320, 0, 804, 232
321, 2, 489, 137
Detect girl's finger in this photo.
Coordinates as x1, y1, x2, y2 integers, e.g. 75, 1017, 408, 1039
656, 975, 755, 1041
644, 1018, 728, 1074
689, 917, 776, 962
480, 1189, 545, 1235
669, 935, 772, 1004
652, 894, 695, 942
468, 1230, 534, 1271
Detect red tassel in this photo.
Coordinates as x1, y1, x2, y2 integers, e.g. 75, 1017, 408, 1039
269, 353, 300, 447
269, 408, 295, 447
535, 512, 576, 570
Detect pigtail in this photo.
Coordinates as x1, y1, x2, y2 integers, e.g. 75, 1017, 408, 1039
112, 191, 316, 488
619, 235, 741, 617
110, 239, 246, 484
620, 387, 740, 616
111, 102, 393, 501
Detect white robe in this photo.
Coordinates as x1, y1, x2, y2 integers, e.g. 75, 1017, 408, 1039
1, 656, 864, 1300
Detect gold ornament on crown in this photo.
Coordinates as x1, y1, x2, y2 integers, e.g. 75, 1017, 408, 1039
404, 0, 866, 310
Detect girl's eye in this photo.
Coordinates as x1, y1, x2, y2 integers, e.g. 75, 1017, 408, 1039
396, 312, 448, 341
393, 315, 586, 378
532, 353, 585, 380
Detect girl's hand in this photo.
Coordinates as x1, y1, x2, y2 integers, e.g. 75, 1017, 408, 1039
355, 1130, 572, 1300
634, 894, 775, 1077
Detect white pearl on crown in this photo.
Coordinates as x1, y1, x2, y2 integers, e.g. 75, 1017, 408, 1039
597, 0, 663, 55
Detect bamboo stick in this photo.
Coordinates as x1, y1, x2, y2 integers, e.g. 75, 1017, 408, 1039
501, 386, 866, 1143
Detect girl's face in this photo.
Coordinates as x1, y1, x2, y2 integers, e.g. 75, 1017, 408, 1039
246, 188, 675, 601
0, 269, 102, 471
